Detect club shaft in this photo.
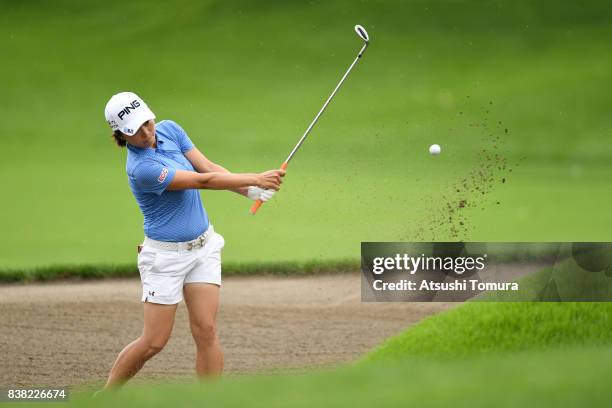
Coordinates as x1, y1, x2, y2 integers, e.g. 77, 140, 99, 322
285, 42, 369, 164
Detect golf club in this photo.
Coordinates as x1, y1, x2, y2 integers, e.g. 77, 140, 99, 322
250, 24, 370, 215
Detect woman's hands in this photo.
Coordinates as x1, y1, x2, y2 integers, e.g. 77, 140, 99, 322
247, 169, 286, 202
255, 169, 285, 191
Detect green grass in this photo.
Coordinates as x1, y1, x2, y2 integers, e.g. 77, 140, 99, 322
6, 302, 611, 408
1, 0, 612, 270
363, 302, 612, 362
0, 259, 357, 283
47, 348, 612, 408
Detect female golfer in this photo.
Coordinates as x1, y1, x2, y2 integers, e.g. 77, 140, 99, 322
102, 91, 284, 388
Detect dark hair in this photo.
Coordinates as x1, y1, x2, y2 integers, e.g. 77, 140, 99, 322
112, 130, 126, 147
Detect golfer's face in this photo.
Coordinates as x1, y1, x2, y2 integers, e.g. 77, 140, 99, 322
126, 120, 156, 148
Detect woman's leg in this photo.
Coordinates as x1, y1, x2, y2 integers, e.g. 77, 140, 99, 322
183, 283, 223, 378
104, 302, 178, 388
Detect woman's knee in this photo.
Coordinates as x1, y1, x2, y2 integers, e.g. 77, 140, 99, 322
190, 320, 217, 348
139, 335, 170, 358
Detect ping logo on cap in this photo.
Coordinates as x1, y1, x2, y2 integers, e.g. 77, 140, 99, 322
158, 168, 169, 183
117, 100, 141, 120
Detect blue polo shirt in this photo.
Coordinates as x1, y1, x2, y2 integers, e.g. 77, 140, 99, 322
126, 120, 209, 242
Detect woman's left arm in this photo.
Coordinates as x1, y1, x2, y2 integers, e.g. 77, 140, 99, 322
184, 147, 248, 196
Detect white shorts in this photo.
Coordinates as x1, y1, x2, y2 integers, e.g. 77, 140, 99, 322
137, 226, 225, 305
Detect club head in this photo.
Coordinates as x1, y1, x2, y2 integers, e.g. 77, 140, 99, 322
354, 24, 369, 43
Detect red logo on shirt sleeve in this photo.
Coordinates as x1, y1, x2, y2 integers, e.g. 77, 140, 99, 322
158, 168, 169, 183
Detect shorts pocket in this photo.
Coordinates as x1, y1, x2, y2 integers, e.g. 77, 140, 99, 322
137, 247, 157, 276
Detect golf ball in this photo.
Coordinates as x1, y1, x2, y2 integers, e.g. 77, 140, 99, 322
429, 144, 441, 155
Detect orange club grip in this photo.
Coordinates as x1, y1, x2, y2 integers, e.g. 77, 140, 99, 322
249, 199, 263, 215
249, 162, 288, 215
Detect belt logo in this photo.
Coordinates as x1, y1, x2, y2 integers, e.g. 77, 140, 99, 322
117, 99, 141, 120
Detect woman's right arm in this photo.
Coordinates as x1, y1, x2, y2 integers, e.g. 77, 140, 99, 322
167, 169, 285, 191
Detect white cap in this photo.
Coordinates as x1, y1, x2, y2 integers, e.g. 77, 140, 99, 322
104, 91, 156, 136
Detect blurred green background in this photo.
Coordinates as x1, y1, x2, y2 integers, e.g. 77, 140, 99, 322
1, 0, 611, 269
